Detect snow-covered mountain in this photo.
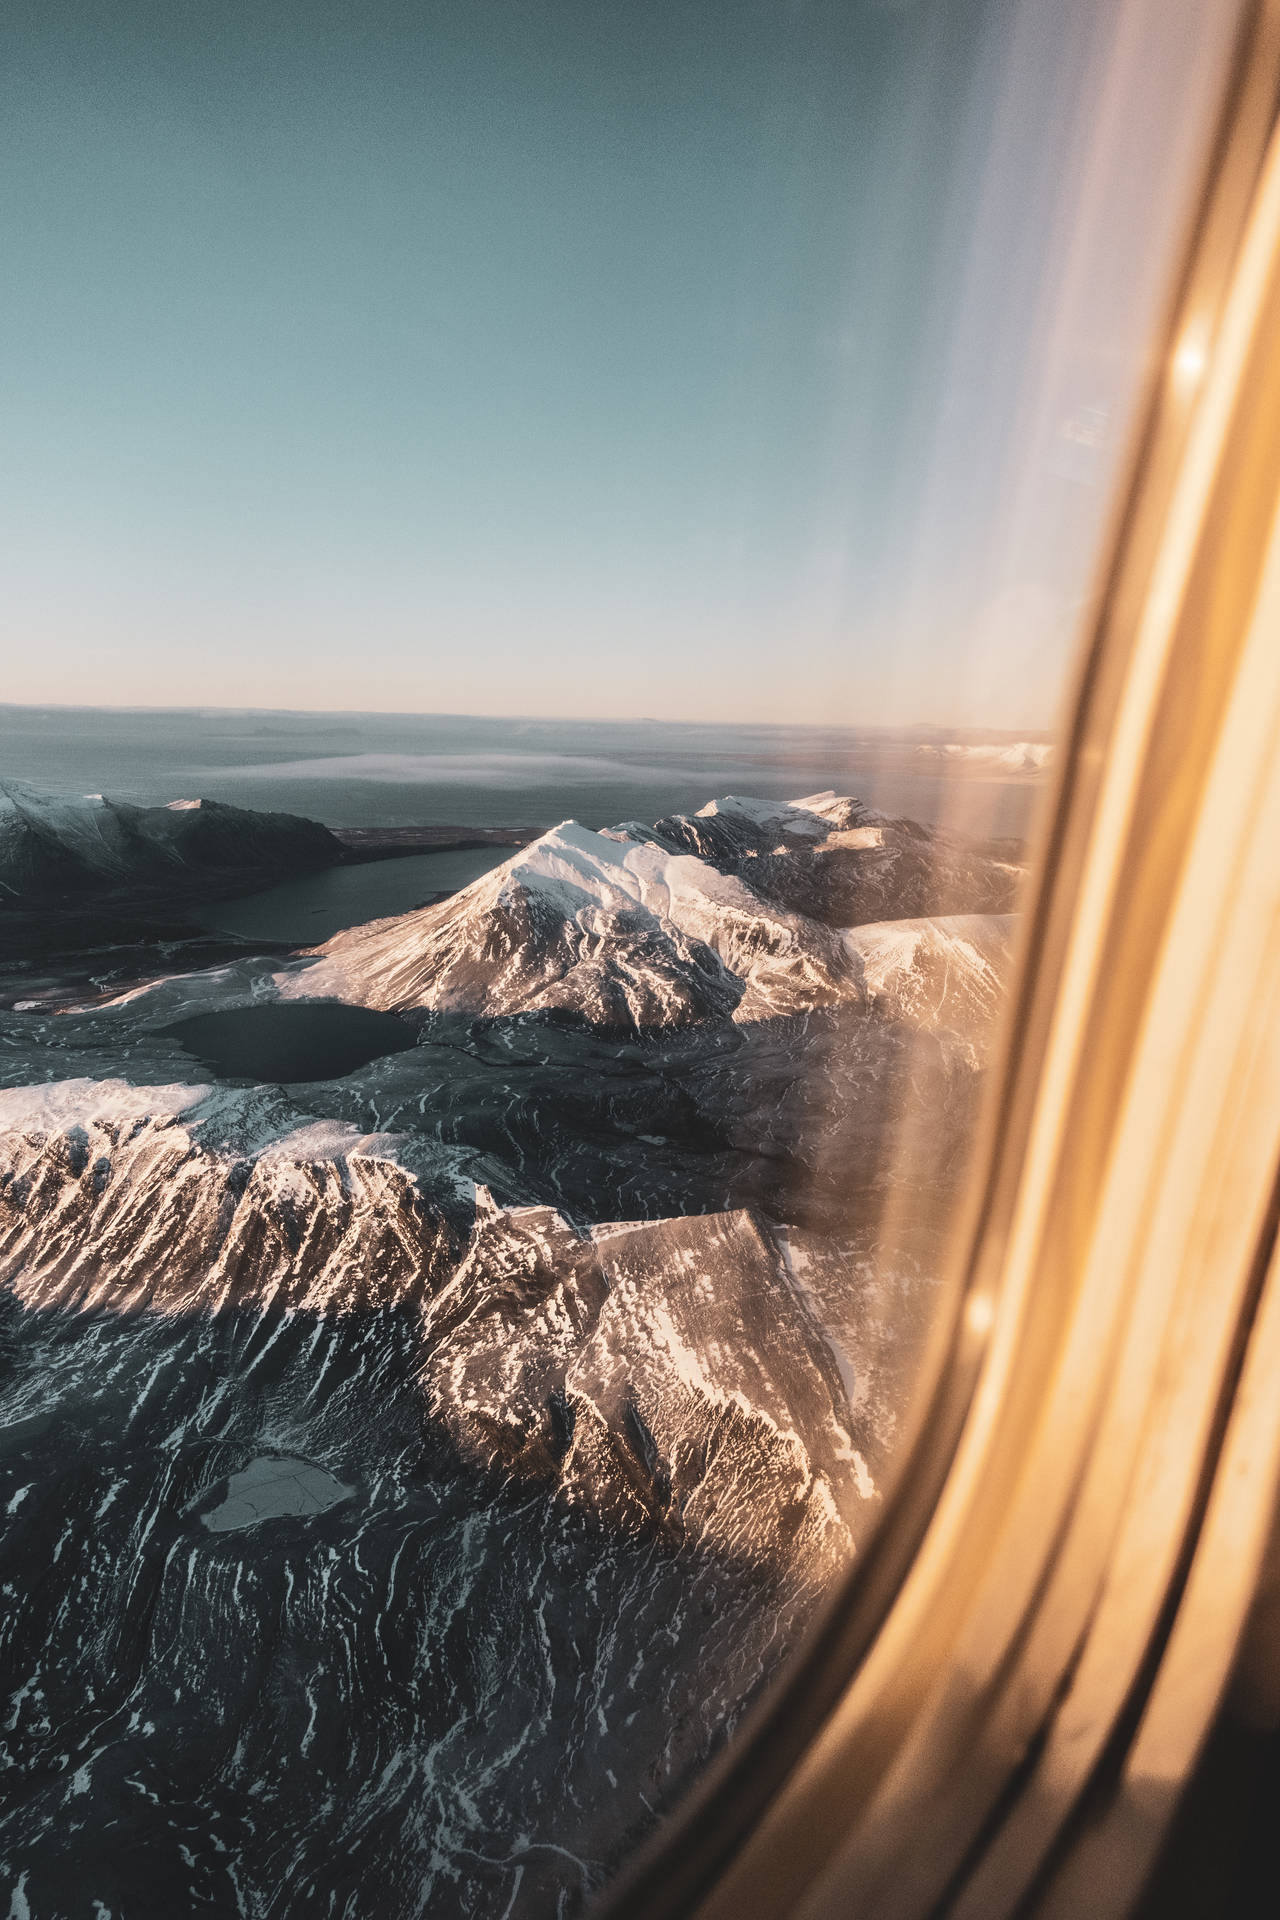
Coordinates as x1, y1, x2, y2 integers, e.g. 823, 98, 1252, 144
847, 913, 1012, 1044
0, 779, 342, 902
281, 794, 1018, 1035
284, 815, 860, 1027
0, 1070, 907, 1916
424, 1198, 879, 1583
0, 1080, 878, 1584
632, 789, 1024, 927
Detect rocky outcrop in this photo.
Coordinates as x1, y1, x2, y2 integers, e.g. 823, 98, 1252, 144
630, 791, 1023, 929
423, 1200, 878, 1584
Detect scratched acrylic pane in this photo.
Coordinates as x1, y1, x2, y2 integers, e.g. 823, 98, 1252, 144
0, 2, 1245, 1916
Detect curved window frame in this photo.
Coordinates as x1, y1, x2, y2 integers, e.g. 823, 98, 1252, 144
597, 4, 1280, 1914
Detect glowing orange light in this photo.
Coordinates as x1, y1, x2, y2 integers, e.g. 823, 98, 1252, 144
1173, 337, 1208, 383
965, 1291, 996, 1338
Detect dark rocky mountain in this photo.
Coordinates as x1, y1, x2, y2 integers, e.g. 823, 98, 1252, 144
0, 781, 343, 902
423, 1199, 874, 1581
0, 790, 1022, 1918
629, 790, 1023, 927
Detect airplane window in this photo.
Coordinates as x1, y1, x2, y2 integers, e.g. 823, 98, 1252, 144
0, 3, 1255, 1918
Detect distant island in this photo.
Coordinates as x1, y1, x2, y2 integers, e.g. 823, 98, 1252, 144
0, 778, 539, 961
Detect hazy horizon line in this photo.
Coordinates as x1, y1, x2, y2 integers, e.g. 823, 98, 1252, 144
0, 698, 1055, 740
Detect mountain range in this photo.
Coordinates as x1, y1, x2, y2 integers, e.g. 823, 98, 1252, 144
0, 786, 1020, 1918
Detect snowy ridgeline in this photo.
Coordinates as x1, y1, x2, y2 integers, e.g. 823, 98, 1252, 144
279, 790, 1017, 1032
0, 789, 1019, 1918
0, 778, 342, 900
0, 1076, 906, 1574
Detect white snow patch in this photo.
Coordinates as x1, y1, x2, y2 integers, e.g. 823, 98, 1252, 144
0, 1079, 208, 1131
253, 1121, 409, 1167
694, 794, 828, 838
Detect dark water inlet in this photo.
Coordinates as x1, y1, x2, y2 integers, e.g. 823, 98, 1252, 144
192, 843, 513, 944
165, 1001, 418, 1083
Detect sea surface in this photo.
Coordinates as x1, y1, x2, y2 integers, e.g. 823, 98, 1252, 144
2, 706, 1050, 945
0, 706, 1047, 839
195, 845, 513, 944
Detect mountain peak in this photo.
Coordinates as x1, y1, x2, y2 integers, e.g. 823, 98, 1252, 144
284, 813, 861, 1030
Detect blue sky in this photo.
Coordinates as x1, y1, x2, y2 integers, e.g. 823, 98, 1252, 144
0, 1, 1229, 725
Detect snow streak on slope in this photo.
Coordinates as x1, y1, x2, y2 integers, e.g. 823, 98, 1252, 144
0, 1080, 456, 1317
